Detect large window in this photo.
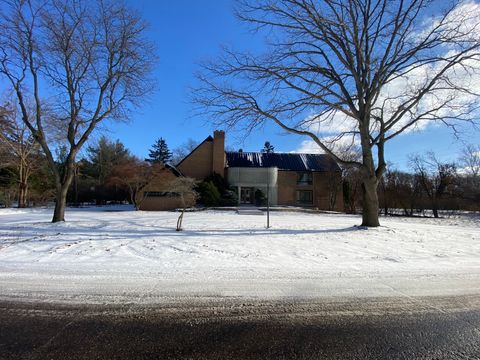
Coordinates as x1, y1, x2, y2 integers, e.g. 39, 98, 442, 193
297, 172, 313, 185
296, 190, 313, 204
144, 191, 179, 198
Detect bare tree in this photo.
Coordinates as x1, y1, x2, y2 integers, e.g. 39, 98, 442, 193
168, 177, 198, 231
0, 101, 41, 207
410, 152, 457, 218
343, 165, 362, 214
194, 0, 480, 226
379, 169, 422, 217
379, 165, 392, 216
326, 169, 342, 211
457, 144, 480, 209
459, 144, 480, 179
0, 0, 155, 221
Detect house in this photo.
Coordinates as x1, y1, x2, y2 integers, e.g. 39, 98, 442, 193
139, 130, 342, 210
141, 130, 341, 210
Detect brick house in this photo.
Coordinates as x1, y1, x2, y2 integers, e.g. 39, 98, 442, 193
139, 130, 343, 211
140, 131, 343, 211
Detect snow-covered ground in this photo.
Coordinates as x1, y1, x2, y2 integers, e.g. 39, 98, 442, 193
0, 206, 479, 304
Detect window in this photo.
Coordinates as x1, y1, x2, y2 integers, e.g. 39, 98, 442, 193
297, 172, 312, 185
296, 190, 313, 204
144, 191, 179, 198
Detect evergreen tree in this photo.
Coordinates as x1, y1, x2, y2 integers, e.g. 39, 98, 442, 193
146, 138, 172, 164
86, 136, 133, 182
68, 137, 135, 205
262, 141, 275, 153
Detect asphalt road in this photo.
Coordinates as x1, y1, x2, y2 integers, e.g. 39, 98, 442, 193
0, 295, 479, 359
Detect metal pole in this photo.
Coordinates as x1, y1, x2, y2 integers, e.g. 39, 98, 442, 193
266, 174, 270, 228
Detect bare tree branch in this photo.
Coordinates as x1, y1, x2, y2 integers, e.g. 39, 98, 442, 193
0, 0, 156, 221
193, 0, 480, 226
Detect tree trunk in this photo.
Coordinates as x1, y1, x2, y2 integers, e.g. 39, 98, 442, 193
73, 166, 79, 207
432, 200, 439, 218
131, 189, 140, 211
52, 171, 74, 223
52, 191, 66, 222
361, 178, 380, 227
18, 182, 28, 208
18, 160, 28, 208
176, 209, 184, 231
358, 119, 382, 226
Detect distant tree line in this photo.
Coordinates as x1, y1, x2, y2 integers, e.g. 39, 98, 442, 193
0, 124, 238, 209
342, 148, 480, 217
1, 108, 478, 217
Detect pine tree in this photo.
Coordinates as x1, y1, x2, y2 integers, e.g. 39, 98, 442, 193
86, 136, 133, 182
262, 141, 274, 153
146, 137, 172, 164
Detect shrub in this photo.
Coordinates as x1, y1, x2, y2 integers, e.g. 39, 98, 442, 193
254, 189, 266, 206
221, 189, 238, 206
197, 180, 221, 206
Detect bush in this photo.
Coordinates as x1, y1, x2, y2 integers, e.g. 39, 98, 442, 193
198, 173, 239, 207
204, 172, 228, 193
197, 180, 221, 206
221, 189, 238, 206
254, 189, 266, 206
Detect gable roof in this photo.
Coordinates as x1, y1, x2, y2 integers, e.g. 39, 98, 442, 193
164, 163, 183, 177
225, 152, 341, 172
175, 136, 213, 167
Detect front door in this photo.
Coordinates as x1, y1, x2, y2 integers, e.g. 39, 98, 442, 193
240, 187, 254, 204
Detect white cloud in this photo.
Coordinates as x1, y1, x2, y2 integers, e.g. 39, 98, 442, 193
295, 1, 480, 155
294, 135, 360, 155
295, 139, 323, 154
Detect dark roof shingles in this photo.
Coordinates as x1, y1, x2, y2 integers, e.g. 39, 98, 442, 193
225, 152, 340, 172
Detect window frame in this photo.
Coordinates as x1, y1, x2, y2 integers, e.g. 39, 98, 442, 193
296, 190, 313, 205
296, 172, 313, 185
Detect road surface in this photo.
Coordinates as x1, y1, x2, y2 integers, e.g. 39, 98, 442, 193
1, 295, 479, 359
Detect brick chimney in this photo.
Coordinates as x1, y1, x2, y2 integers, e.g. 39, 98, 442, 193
212, 130, 225, 175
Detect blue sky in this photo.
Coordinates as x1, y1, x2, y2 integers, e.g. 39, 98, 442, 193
108, 0, 479, 170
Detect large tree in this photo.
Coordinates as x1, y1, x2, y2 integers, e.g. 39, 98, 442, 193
80, 136, 134, 204
194, 0, 480, 226
0, 0, 155, 222
146, 137, 173, 164
86, 136, 134, 184
0, 100, 41, 207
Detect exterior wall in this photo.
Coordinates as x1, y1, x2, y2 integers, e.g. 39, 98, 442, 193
140, 196, 184, 211
277, 171, 297, 205
276, 170, 343, 210
227, 167, 278, 205
137, 168, 195, 211
177, 131, 226, 181
212, 131, 226, 175
177, 140, 214, 180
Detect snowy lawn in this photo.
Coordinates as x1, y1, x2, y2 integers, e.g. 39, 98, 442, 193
0, 206, 479, 303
